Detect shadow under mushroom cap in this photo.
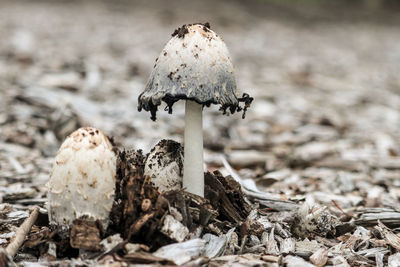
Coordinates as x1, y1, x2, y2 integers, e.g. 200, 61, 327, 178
138, 23, 253, 121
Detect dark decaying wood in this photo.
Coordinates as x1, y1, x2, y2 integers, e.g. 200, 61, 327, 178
109, 149, 170, 249
23, 226, 57, 249
105, 149, 252, 252
205, 171, 251, 224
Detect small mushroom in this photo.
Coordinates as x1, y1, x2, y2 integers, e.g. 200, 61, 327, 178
144, 139, 183, 192
47, 127, 117, 235
138, 23, 253, 197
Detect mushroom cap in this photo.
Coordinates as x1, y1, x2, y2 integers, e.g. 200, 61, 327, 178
144, 139, 183, 192
138, 23, 251, 121
47, 127, 117, 234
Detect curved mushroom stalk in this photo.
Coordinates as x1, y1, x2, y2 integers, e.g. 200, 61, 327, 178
183, 101, 204, 197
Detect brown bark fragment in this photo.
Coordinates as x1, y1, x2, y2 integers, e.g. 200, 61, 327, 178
70, 219, 102, 251
205, 171, 250, 224
124, 251, 175, 265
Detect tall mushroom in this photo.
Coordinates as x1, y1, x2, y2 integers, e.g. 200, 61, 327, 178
47, 127, 117, 236
138, 23, 252, 197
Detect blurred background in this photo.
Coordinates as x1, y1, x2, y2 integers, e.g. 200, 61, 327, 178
1, 0, 400, 202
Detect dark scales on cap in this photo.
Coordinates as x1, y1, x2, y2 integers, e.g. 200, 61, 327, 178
171, 22, 211, 39
138, 23, 253, 121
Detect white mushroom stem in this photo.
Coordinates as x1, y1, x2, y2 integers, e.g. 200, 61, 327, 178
183, 100, 204, 197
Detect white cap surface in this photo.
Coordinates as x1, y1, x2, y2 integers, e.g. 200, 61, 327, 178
47, 127, 117, 233
144, 139, 183, 192
138, 23, 241, 120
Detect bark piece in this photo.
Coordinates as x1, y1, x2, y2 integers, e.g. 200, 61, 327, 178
310, 248, 328, 267
280, 238, 296, 254
284, 255, 315, 267
153, 238, 205, 265
24, 226, 57, 248
203, 233, 228, 258
124, 251, 174, 265
0, 248, 14, 267
160, 214, 188, 242
69, 219, 102, 251
205, 171, 250, 224
375, 221, 400, 251
355, 208, 400, 227
388, 253, 400, 267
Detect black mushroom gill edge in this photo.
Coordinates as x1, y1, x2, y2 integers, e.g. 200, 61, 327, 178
137, 92, 254, 121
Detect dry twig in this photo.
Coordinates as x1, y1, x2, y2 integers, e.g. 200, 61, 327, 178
6, 206, 40, 257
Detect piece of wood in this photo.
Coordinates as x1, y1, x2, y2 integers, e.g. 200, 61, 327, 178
70, 219, 102, 251
124, 251, 174, 265
376, 221, 400, 251
310, 248, 328, 267
6, 206, 39, 258
355, 208, 400, 227
205, 172, 249, 224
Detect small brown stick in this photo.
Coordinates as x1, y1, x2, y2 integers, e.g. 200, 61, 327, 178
6, 206, 40, 258
127, 212, 155, 240
332, 200, 353, 218
239, 235, 248, 255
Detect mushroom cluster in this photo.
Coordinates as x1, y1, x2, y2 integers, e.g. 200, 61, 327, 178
47, 127, 117, 235
46, 23, 252, 240
138, 23, 252, 197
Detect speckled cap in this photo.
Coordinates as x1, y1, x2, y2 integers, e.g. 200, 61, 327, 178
47, 127, 117, 236
138, 23, 252, 121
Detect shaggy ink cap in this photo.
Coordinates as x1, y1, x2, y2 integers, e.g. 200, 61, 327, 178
47, 127, 117, 236
138, 23, 253, 120
138, 23, 253, 197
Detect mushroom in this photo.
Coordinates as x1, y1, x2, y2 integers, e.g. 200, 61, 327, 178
144, 139, 183, 192
47, 127, 117, 235
138, 23, 252, 197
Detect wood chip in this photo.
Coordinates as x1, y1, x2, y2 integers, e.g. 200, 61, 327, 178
310, 248, 328, 267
